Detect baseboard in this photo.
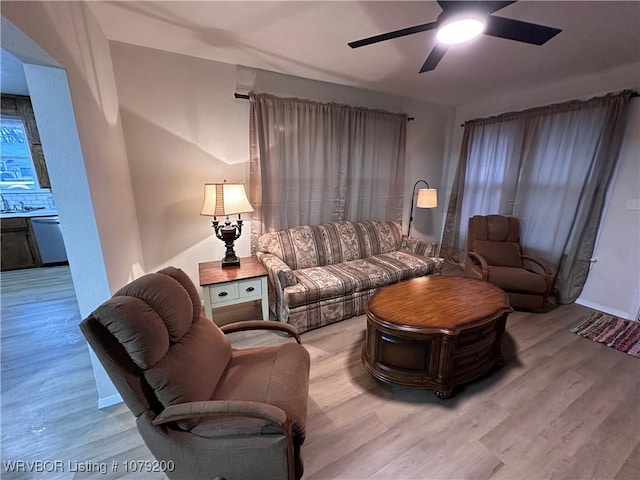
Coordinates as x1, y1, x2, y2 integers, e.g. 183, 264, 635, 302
575, 299, 631, 320
98, 393, 123, 409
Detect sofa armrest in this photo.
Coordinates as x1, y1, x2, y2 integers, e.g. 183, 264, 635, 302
256, 252, 297, 287
152, 400, 287, 427
401, 235, 438, 257
256, 252, 297, 323
220, 320, 301, 344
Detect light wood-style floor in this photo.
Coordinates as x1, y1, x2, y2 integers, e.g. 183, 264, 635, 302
1, 265, 639, 479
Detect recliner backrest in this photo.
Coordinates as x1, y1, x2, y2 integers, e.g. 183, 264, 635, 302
80, 267, 232, 416
468, 215, 522, 268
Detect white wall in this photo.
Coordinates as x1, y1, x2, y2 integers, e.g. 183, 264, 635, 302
1, 2, 144, 294
577, 101, 640, 320
25, 64, 120, 408
110, 43, 251, 286
109, 42, 454, 290
443, 62, 640, 314
2, 2, 144, 406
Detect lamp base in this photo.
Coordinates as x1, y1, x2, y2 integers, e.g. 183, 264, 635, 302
221, 255, 241, 268
213, 218, 244, 269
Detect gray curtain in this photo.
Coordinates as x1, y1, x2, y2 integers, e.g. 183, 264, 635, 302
249, 92, 406, 250
441, 90, 632, 303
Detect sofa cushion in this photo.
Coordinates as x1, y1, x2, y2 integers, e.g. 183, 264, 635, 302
316, 221, 361, 265
284, 251, 441, 308
258, 220, 403, 269
354, 221, 403, 257
259, 224, 326, 269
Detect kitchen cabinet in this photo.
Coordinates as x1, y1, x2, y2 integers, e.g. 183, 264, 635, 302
1, 217, 41, 270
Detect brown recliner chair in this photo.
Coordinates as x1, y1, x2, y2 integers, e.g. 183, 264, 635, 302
465, 215, 553, 310
79, 266, 310, 480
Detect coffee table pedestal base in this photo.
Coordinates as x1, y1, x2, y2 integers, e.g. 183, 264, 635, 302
362, 314, 507, 398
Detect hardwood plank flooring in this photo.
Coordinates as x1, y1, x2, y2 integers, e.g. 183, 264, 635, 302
1, 265, 639, 479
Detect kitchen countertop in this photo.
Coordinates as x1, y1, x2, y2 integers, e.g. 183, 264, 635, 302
0, 209, 59, 219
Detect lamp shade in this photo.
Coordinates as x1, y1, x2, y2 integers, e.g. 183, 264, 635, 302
200, 182, 254, 216
416, 188, 437, 208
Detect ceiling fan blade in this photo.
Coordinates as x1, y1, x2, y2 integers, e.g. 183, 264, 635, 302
484, 15, 561, 45
437, 1, 517, 15
348, 21, 438, 48
419, 43, 450, 73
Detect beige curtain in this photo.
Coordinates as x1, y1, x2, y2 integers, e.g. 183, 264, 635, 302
249, 93, 406, 250
441, 90, 633, 303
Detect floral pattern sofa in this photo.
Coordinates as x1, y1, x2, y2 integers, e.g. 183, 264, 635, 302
256, 220, 444, 333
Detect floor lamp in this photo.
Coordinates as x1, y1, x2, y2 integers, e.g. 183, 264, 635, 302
408, 179, 437, 236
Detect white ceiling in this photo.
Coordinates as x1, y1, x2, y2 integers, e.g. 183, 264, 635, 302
88, 1, 640, 106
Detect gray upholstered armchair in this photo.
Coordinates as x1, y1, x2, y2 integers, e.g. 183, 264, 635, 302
80, 266, 310, 480
465, 215, 553, 310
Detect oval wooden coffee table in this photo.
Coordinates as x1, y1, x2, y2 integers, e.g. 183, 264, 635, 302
363, 276, 513, 398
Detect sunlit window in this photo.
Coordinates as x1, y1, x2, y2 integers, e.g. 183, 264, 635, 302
0, 116, 39, 190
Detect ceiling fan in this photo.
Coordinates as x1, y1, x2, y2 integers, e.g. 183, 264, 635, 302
348, 0, 561, 73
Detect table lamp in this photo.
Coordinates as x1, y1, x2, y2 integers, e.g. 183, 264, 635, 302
200, 180, 254, 268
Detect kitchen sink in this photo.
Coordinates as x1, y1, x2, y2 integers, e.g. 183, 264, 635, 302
0, 206, 45, 214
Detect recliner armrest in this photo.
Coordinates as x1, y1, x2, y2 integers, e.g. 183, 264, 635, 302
152, 400, 288, 427
467, 251, 490, 280
467, 251, 489, 269
521, 254, 553, 276
220, 320, 302, 344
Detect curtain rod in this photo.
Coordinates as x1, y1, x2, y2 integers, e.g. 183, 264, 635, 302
459, 90, 639, 127
234, 92, 415, 121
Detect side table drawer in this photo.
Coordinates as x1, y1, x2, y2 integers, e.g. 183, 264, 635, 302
238, 278, 263, 299
199, 256, 270, 321
211, 283, 239, 302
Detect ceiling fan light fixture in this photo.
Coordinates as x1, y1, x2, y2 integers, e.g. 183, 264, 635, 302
436, 17, 486, 45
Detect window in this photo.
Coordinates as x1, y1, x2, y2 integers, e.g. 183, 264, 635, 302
440, 90, 632, 304
0, 116, 39, 190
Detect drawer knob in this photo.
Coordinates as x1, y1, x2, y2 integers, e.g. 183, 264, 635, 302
245, 286, 255, 292
474, 354, 480, 361
218, 291, 228, 297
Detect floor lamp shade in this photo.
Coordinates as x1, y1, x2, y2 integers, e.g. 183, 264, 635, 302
200, 181, 254, 268
408, 180, 437, 237
416, 188, 438, 208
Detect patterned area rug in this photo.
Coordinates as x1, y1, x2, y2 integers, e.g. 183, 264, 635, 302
571, 311, 640, 358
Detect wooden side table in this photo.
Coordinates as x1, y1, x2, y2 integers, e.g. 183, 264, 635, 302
198, 256, 269, 322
